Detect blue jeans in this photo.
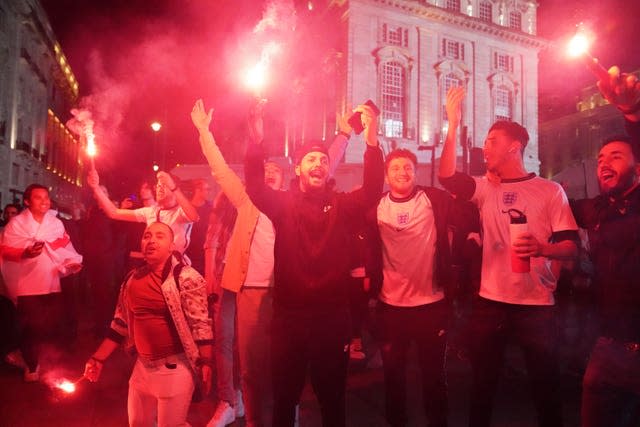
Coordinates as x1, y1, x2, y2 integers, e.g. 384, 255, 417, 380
581, 336, 640, 427
467, 297, 562, 427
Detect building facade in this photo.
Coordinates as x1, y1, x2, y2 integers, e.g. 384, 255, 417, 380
338, 0, 544, 173
0, 0, 83, 211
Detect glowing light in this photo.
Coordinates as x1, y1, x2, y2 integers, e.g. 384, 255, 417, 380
86, 134, 97, 157
566, 26, 610, 81
245, 62, 268, 93
153, 164, 159, 172
150, 122, 162, 132
243, 42, 281, 95
567, 33, 590, 58
56, 380, 76, 394
308, 1, 314, 11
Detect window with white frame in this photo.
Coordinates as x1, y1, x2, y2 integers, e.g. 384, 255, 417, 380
494, 86, 512, 121
442, 38, 464, 60
494, 52, 514, 73
445, 0, 460, 12
479, 1, 492, 22
382, 24, 408, 47
509, 11, 521, 30
381, 61, 405, 138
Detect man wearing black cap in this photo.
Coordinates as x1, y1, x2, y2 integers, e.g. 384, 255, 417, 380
244, 103, 384, 427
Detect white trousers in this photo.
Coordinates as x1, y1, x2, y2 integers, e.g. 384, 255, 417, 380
127, 354, 195, 427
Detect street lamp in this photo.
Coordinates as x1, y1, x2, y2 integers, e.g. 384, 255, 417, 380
150, 121, 162, 171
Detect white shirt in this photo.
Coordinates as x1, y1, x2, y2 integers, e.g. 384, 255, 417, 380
472, 174, 578, 305
244, 213, 275, 288
377, 190, 443, 307
1, 209, 82, 301
133, 205, 193, 254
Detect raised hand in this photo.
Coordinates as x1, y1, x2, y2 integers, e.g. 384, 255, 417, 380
354, 103, 379, 147
597, 66, 640, 116
446, 86, 465, 127
248, 98, 267, 144
336, 109, 353, 136
87, 169, 100, 189
191, 99, 213, 132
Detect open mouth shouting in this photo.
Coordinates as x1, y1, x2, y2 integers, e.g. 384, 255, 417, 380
598, 167, 616, 185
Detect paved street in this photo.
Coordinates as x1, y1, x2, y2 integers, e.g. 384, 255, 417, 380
0, 309, 591, 427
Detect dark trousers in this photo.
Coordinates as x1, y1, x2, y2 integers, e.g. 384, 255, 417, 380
0, 295, 20, 358
467, 297, 562, 427
271, 308, 350, 427
348, 277, 369, 338
377, 300, 449, 427
581, 336, 640, 427
17, 293, 64, 372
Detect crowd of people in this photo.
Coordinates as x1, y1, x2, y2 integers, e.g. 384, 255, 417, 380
0, 65, 639, 427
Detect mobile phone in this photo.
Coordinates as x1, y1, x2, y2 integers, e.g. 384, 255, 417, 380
348, 99, 380, 135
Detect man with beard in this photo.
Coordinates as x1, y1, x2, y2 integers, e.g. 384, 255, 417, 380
87, 169, 199, 255
83, 221, 213, 427
244, 102, 384, 427
439, 87, 578, 427
571, 67, 640, 427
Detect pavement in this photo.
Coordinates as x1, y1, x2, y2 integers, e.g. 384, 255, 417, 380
0, 304, 599, 427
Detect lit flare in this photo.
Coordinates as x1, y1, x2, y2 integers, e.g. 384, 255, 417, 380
567, 28, 609, 81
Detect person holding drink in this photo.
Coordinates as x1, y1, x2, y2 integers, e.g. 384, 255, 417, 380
438, 86, 579, 427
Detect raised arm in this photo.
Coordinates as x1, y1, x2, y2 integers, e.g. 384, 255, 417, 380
156, 171, 199, 222
597, 66, 640, 123
86, 169, 138, 222
438, 87, 476, 200
190, 99, 249, 209
440, 86, 465, 179
327, 111, 353, 177
244, 100, 285, 219
345, 103, 384, 211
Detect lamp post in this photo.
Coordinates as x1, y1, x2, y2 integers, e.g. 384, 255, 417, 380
150, 121, 161, 171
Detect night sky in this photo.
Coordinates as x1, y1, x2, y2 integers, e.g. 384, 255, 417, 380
38, 0, 640, 197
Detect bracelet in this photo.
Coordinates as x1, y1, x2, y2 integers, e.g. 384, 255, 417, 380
90, 355, 105, 364
338, 130, 351, 139
617, 102, 640, 115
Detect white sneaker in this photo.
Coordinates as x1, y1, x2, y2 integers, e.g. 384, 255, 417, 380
207, 401, 235, 427
235, 389, 245, 418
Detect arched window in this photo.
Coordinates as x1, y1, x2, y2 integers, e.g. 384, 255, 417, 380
381, 61, 405, 138
494, 86, 513, 122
